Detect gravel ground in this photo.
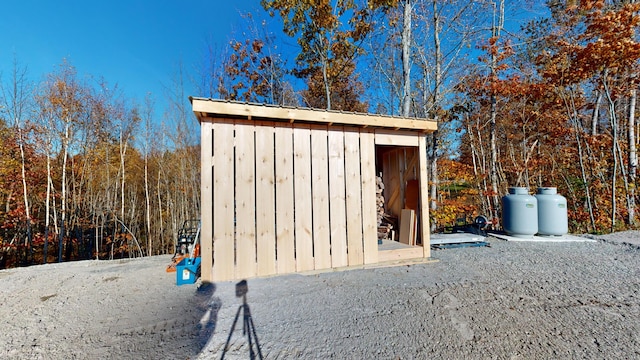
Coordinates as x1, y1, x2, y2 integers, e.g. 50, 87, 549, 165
1, 231, 639, 359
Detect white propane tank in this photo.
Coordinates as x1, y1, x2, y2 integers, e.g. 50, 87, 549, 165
502, 187, 538, 238
535, 187, 568, 236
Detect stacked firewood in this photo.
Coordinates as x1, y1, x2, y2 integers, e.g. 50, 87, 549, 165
376, 175, 393, 240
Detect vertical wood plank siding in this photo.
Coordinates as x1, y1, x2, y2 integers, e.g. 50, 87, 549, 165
311, 126, 332, 270
234, 123, 257, 279
274, 123, 296, 274
201, 118, 430, 281
327, 128, 348, 268
212, 122, 235, 281
200, 122, 214, 282
360, 130, 378, 264
293, 125, 314, 272
343, 130, 364, 266
255, 124, 277, 276
203, 119, 417, 282
418, 135, 431, 259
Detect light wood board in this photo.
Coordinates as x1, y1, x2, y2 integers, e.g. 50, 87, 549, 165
234, 123, 257, 278
311, 127, 332, 270
344, 130, 364, 266
328, 128, 348, 268
360, 130, 378, 264
193, 98, 437, 132
418, 135, 430, 257
212, 122, 236, 281
294, 126, 314, 272
255, 125, 277, 276
399, 209, 416, 245
200, 122, 214, 282
275, 124, 296, 274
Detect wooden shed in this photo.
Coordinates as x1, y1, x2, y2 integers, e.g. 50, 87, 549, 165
192, 98, 438, 282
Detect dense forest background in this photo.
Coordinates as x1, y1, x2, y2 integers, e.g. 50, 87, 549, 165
2, 0, 639, 268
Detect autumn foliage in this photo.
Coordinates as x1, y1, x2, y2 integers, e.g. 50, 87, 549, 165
454, 1, 640, 233
0, 61, 201, 269
4, 1, 640, 269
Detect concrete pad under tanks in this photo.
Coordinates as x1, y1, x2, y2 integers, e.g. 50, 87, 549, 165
379, 233, 488, 247
430, 233, 487, 245
489, 232, 597, 242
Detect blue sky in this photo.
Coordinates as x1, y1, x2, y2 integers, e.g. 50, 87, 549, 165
0, 0, 262, 117
1, 1, 547, 122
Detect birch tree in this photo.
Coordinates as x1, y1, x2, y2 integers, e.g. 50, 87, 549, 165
0, 58, 34, 263
401, 0, 413, 117
488, 0, 504, 223
142, 94, 154, 255
41, 61, 87, 262
414, 0, 483, 226
628, 88, 637, 225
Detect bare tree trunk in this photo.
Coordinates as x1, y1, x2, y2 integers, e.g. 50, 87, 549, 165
592, 90, 602, 135
489, 0, 504, 223
157, 167, 165, 254
45, 155, 52, 262
475, 117, 491, 217
603, 72, 618, 232
429, 0, 442, 222
1, 59, 33, 264
322, 59, 331, 110
19, 119, 32, 264
401, 0, 412, 117
628, 88, 637, 225
95, 218, 99, 260
467, 123, 479, 176
144, 96, 154, 256
120, 141, 127, 228
565, 89, 596, 231
119, 133, 128, 256
59, 123, 69, 262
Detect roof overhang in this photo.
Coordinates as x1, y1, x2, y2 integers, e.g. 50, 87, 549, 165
191, 98, 437, 133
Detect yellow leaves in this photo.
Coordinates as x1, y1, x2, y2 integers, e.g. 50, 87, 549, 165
263, 0, 375, 111
367, 0, 399, 10
231, 41, 242, 52
251, 39, 264, 53
541, 2, 640, 86
586, 0, 605, 11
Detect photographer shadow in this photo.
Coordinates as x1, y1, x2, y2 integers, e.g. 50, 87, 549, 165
221, 280, 263, 360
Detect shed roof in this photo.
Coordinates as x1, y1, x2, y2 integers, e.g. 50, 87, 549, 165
191, 97, 437, 133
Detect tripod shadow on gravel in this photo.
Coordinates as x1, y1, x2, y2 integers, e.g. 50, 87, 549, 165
221, 280, 264, 360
